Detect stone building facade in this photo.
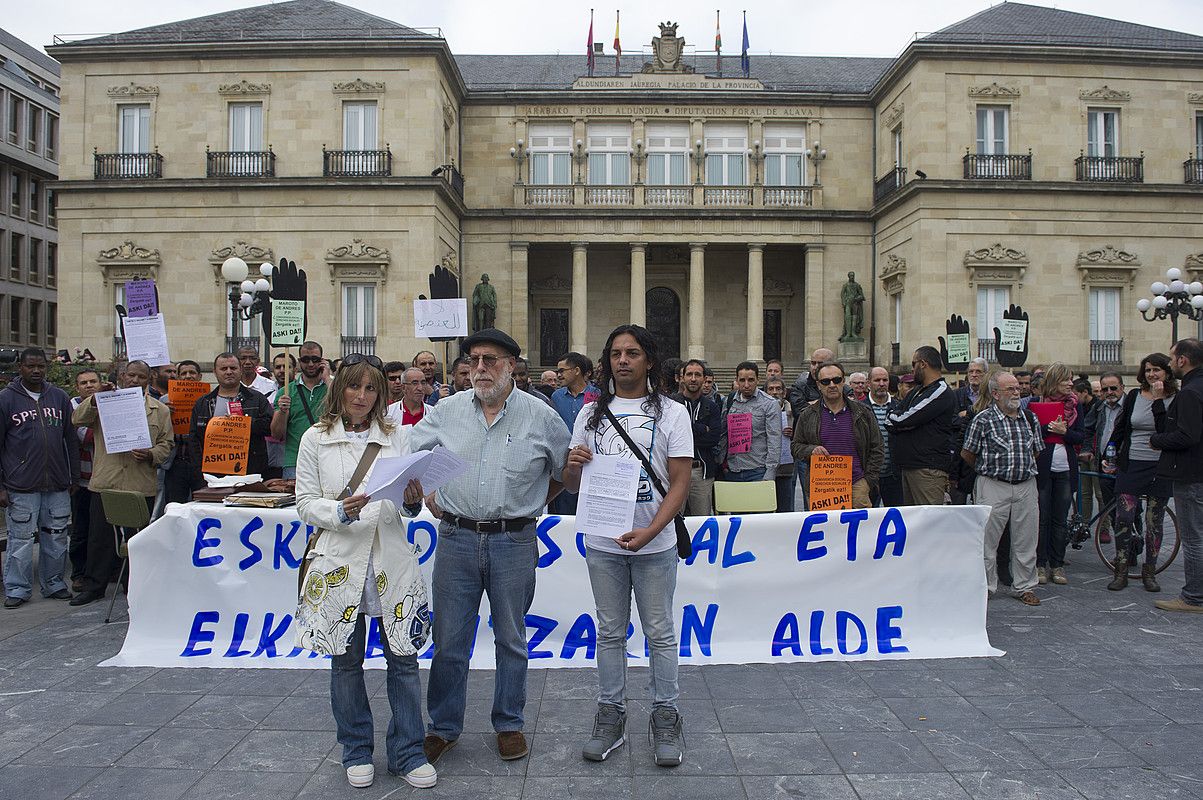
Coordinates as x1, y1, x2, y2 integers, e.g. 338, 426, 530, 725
47, 0, 1203, 372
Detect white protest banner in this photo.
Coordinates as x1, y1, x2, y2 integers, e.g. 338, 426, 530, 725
270, 299, 305, 346
103, 504, 1000, 670
413, 298, 469, 339
95, 388, 152, 453
122, 313, 171, 366
998, 319, 1028, 352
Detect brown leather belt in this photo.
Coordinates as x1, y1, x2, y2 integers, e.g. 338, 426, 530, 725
443, 514, 536, 533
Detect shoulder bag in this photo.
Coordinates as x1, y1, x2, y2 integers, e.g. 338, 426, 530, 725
296, 441, 382, 593
601, 405, 692, 559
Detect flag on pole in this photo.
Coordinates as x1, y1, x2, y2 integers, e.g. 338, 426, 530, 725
614, 11, 621, 75
715, 10, 722, 75
587, 9, 595, 77
741, 11, 750, 77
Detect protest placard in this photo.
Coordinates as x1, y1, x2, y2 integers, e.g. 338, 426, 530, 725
125, 279, 158, 318
95, 388, 152, 453
270, 299, 305, 346
168, 380, 210, 436
998, 319, 1028, 352
413, 298, 469, 339
726, 413, 753, 455
944, 333, 971, 365
123, 313, 171, 366
202, 416, 252, 475
809, 454, 853, 511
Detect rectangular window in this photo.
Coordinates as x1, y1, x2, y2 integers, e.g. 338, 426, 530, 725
47, 302, 56, 343
26, 104, 39, 152
28, 238, 39, 284
119, 104, 151, 154
228, 102, 263, 151
1195, 112, 1203, 160
9, 297, 20, 342
893, 127, 903, 166
46, 114, 57, 160
1087, 109, 1119, 158
977, 286, 1010, 341
342, 101, 378, 150
1088, 287, 1120, 340
586, 123, 631, 185
46, 189, 56, 227
342, 283, 377, 337
704, 124, 747, 186
763, 124, 805, 186
9, 233, 21, 280
893, 294, 903, 344
46, 242, 56, 287
7, 95, 20, 145
9, 171, 20, 216
28, 177, 39, 222
646, 123, 689, 185
28, 299, 39, 343
528, 123, 572, 185
975, 106, 1009, 155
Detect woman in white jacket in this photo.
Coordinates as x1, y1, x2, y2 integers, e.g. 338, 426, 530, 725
293, 355, 434, 790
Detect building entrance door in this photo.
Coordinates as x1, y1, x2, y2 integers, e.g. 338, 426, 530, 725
646, 287, 681, 359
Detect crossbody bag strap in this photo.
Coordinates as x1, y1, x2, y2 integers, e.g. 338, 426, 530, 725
295, 382, 317, 426
602, 405, 670, 500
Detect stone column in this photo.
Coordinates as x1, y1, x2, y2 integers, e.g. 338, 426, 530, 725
630, 242, 647, 327
746, 243, 766, 362
571, 241, 588, 353
509, 241, 529, 350
805, 245, 825, 352
688, 242, 706, 359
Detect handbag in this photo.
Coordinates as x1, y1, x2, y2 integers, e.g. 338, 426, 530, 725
296, 441, 382, 593
601, 406, 692, 559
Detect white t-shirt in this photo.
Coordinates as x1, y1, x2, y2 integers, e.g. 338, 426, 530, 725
570, 395, 693, 556
245, 374, 278, 397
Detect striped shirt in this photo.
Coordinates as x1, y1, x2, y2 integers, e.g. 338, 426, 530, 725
866, 396, 894, 474
962, 403, 1045, 483
819, 404, 864, 483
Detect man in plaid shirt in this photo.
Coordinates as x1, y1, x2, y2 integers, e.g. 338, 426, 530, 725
961, 371, 1045, 606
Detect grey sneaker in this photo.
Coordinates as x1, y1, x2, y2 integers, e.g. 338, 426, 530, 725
582, 703, 626, 762
648, 706, 685, 767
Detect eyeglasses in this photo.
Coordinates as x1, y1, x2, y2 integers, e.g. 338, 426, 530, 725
387, 375, 405, 381
467, 354, 505, 368
818, 376, 845, 386
342, 353, 383, 370
299, 356, 323, 364
1101, 385, 1121, 392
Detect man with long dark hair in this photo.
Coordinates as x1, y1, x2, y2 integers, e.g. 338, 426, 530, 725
563, 324, 693, 767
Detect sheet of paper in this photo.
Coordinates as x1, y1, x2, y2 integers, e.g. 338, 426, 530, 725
727, 413, 753, 455
95, 388, 152, 454
998, 319, 1028, 352
576, 453, 641, 539
123, 313, 171, 366
124, 279, 158, 317
413, 298, 469, 339
361, 447, 472, 508
270, 299, 306, 346
419, 446, 471, 494
944, 333, 971, 364
167, 380, 210, 435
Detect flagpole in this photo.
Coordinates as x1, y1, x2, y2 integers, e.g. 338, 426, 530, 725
614, 10, 621, 76
716, 10, 722, 77
587, 9, 595, 77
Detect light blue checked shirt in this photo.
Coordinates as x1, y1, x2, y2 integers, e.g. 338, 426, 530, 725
409, 384, 570, 520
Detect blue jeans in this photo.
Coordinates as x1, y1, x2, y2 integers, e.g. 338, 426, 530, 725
725, 467, 766, 482
1037, 470, 1073, 568
331, 614, 425, 774
586, 546, 679, 711
3, 490, 70, 600
1173, 482, 1203, 606
427, 521, 537, 739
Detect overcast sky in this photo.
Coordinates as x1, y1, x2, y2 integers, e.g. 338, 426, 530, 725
6, 0, 1203, 59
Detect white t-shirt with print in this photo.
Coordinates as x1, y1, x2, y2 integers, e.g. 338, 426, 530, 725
570, 395, 693, 556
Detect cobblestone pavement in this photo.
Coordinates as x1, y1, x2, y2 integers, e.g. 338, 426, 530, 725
0, 544, 1200, 800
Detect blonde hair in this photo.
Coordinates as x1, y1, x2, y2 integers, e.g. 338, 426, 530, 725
974, 366, 1006, 414
316, 361, 396, 434
1039, 363, 1073, 400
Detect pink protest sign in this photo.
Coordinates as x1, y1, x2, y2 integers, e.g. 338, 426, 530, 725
727, 413, 753, 454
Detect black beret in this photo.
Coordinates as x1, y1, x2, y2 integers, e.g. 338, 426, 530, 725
460, 328, 521, 358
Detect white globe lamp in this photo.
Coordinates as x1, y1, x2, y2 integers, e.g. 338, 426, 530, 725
221, 256, 249, 283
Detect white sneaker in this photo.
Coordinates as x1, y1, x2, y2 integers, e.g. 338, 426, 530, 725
403, 762, 437, 788
346, 763, 374, 788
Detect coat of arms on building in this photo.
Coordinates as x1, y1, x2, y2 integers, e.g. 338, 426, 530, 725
643, 22, 694, 74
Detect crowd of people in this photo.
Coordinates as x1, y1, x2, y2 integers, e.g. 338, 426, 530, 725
0, 327, 1200, 789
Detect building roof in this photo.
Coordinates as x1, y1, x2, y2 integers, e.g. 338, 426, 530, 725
920, 2, 1203, 52
62, 0, 437, 47
454, 54, 895, 94
0, 27, 60, 76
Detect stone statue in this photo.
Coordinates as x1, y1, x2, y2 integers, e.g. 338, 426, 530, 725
472, 273, 497, 332
840, 271, 865, 342
643, 22, 695, 74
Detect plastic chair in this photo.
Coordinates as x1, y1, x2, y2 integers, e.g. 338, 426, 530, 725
713, 480, 778, 514
99, 490, 151, 624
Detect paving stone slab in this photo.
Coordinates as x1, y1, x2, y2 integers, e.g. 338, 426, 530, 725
847, 772, 975, 799
817, 731, 945, 774
67, 766, 203, 800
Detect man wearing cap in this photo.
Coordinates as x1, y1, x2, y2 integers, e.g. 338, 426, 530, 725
410, 328, 570, 765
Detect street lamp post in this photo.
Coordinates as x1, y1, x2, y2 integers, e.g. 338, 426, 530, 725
1136, 267, 1203, 346
220, 256, 274, 353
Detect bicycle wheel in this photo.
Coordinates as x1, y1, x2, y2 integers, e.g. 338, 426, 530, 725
1095, 494, 1180, 577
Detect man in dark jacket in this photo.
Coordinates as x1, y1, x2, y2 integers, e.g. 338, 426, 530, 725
886, 345, 957, 505
1151, 337, 1203, 613
673, 359, 722, 515
0, 349, 80, 607
189, 352, 274, 480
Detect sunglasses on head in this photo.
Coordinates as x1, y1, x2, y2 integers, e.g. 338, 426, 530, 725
818, 376, 844, 386
342, 353, 383, 370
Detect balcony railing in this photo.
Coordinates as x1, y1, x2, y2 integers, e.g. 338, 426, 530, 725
113, 336, 126, 360
874, 166, 906, 203
645, 186, 693, 206
978, 338, 997, 363
341, 336, 377, 357
963, 152, 1032, 180
1075, 154, 1143, 183
94, 150, 163, 179
524, 185, 574, 206
441, 164, 464, 199
207, 148, 276, 178
226, 335, 260, 355
704, 186, 752, 206
764, 186, 814, 207
1090, 339, 1123, 365
584, 186, 634, 205
1185, 158, 1203, 184
323, 147, 392, 177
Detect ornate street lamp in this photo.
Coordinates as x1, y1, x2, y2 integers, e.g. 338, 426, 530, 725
221, 256, 273, 352
1135, 267, 1203, 344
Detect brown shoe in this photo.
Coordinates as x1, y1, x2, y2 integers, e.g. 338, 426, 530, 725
496, 731, 528, 760
1154, 597, 1203, 614
422, 734, 457, 765
1017, 591, 1041, 606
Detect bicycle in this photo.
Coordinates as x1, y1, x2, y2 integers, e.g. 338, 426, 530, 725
1069, 470, 1181, 577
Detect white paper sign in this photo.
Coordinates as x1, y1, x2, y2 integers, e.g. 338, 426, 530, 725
413, 298, 469, 339
577, 454, 640, 538
998, 319, 1028, 353
103, 504, 1002, 670
94, 388, 152, 454
122, 313, 171, 366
